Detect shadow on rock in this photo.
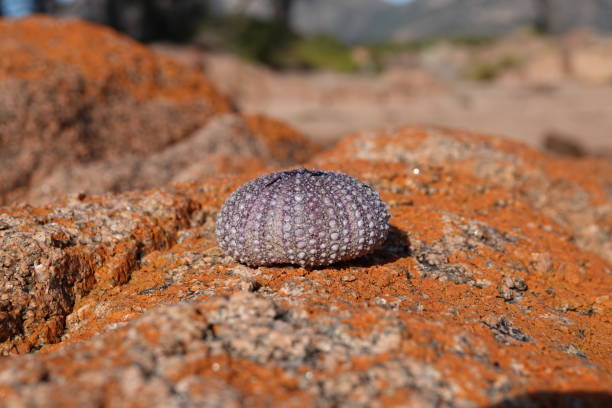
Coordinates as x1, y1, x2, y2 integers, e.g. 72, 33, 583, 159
337, 226, 412, 269
489, 391, 612, 408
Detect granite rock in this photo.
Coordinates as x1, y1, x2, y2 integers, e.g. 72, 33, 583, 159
0, 127, 610, 407
0, 16, 232, 205
26, 113, 319, 204
0, 15, 610, 408
0, 17, 320, 205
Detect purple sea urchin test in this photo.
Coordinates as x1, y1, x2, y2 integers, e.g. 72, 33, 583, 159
216, 168, 390, 267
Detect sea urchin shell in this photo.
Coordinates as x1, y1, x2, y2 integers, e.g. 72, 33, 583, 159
215, 168, 390, 267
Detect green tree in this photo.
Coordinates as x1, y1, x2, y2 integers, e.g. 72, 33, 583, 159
106, 0, 208, 42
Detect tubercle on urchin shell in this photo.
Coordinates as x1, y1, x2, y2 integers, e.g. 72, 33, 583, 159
215, 168, 390, 268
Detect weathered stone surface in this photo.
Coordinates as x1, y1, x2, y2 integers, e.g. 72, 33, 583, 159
0, 15, 610, 407
0, 16, 232, 205
313, 126, 612, 264
26, 113, 319, 204
0, 127, 610, 407
0, 188, 202, 355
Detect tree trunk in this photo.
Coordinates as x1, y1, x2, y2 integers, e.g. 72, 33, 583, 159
271, 0, 293, 28
534, 0, 554, 34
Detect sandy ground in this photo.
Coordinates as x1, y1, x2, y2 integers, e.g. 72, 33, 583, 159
154, 46, 612, 155
250, 81, 612, 153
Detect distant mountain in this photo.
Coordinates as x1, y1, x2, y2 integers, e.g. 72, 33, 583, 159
55, 1, 612, 44
289, 0, 612, 43
292, 0, 397, 43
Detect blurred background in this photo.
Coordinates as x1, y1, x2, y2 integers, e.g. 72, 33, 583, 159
2, 0, 612, 154
0, 0, 612, 209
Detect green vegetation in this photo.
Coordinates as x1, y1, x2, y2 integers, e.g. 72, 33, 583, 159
367, 34, 495, 53
198, 16, 356, 72
366, 38, 435, 68
198, 15, 509, 77
199, 16, 297, 66
448, 33, 496, 47
465, 55, 520, 81
366, 33, 497, 72
281, 34, 358, 72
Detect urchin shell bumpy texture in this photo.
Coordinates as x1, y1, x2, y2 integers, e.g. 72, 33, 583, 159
216, 168, 390, 267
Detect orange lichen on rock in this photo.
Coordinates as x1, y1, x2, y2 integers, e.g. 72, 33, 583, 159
314, 125, 612, 264
0, 16, 234, 205
0, 15, 320, 206
243, 114, 321, 165
0, 125, 611, 407
0, 16, 231, 107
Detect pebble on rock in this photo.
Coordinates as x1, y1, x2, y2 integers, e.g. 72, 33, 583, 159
216, 168, 390, 267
